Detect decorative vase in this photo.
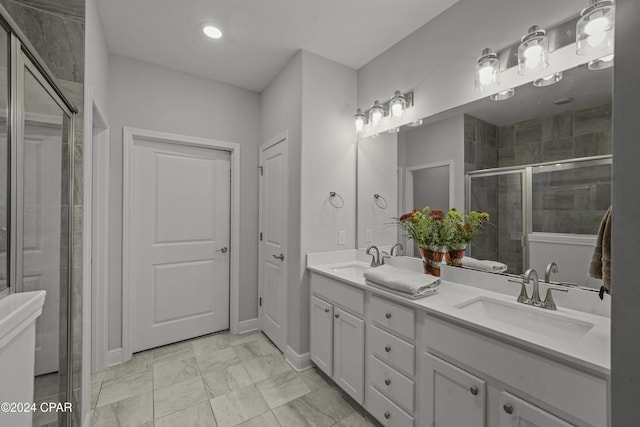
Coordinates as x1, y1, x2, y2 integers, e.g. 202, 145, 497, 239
446, 243, 467, 267
419, 245, 445, 277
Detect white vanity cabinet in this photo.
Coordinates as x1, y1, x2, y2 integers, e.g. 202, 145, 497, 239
310, 273, 365, 404
422, 315, 608, 427
366, 295, 416, 426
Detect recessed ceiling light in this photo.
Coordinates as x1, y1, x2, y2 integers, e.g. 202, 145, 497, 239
202, 24, 223, 39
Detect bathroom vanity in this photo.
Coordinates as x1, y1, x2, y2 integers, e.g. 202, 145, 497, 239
307, 250, 610, 427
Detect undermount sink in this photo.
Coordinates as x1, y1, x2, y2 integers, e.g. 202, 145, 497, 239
455, 296, 594, 341
331, 263, 369, 279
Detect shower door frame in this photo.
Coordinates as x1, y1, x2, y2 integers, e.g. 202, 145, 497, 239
5, 20, 76, 427
466, 154, 613, 274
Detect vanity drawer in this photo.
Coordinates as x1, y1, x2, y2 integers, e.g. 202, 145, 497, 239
311, 273, 364, 316
369, 355, 415, 413
370, 325, 415, 376
371, 295, 415, 340
367, 386, 414, 427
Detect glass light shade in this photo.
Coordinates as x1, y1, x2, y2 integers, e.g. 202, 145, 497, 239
490, 88, 515, 101
354, 109, 366, 133
533, 72, 563, 87
389, 91, 407, 118
518, 26, 549, 75
202, 24, 223, 39
577, 0, 615, 55
475, 48, 500, 91
369, 101, 384, 126
588, 54, 614, 70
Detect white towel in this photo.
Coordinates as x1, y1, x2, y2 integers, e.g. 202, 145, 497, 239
365, 280, 438, 299
363, 265, 440, 296
461, 256, 507, 273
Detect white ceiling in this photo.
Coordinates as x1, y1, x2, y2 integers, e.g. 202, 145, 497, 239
96, 0, 460, 92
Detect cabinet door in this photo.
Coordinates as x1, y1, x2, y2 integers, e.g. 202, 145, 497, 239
499, 391, 574, 427
334, 307, 365, 404
423, 353, 486, 427
310, 296, 333, 376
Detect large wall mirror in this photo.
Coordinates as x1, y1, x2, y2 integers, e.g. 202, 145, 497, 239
357, 61, 612, 288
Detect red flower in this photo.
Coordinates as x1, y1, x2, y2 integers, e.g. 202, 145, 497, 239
428, 210, 445, 221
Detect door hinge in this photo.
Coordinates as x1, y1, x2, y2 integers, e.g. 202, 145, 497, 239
259, 297, 262, 307
258, 165, 263, 176
259, 232, 263, 241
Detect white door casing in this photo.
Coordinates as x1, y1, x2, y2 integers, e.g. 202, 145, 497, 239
122, 128, 241, 361
258, 134, 288, 352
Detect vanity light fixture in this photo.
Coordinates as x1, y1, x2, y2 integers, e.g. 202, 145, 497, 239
533, 72, 563, 87
202, 23, 223, 39
588, 54, 614, 70
490, 88, 515, 101
354, 108, 366, 133
518, 25, 549, 75
576, 0, 615, 55
475, 48, 500, 91
389, 91, 407, 118
369, 100, 385, 126
387, 127, 400, 134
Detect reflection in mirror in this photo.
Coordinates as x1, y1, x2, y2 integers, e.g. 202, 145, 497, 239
356, 63, 612, 288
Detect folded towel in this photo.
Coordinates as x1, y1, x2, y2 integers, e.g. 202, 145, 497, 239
589, 206, 612, 297
461, 256, 508, 273
365, 280, 438, 299
363, 264, 440, 296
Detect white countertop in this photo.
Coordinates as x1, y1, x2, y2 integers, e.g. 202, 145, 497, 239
307, 250, 610, 377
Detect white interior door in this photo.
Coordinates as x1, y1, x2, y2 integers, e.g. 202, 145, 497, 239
131, 138, 230, 352
259, 137, 288, 352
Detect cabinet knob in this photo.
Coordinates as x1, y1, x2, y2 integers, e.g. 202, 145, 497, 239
384, 411, 391, 419
385, 312, 392, 319
384, 345, 391, 352
469, 386, 479, 396
335, 313, 340, 318
324, 308, 330, 313
503, 404, 514, 415
384, 378, 391, 386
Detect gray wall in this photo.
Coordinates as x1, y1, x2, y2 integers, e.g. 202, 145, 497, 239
611, 0, 640, 424
0, 0, 86, 424
106, 54, 261, 350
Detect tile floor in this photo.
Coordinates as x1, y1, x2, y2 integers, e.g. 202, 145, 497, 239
91, 330, 382, 427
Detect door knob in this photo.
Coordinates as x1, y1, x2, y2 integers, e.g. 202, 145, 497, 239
273, 253, 285, 261
469, 386, 479, 396
217, 246, 228, 253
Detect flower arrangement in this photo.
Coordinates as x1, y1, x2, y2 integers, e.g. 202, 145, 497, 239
395, 206, 446, 249
441, 208, 490, 249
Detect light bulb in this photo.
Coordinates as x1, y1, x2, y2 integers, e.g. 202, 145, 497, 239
478, 65, 495, 85
371, 109, 383, 125
202, 24, 223, 39
524, 45, 543, 69
391, 103, 403, 118
584, 16, 610, 35
355, 117, 364, 133
587, 32, 607, 48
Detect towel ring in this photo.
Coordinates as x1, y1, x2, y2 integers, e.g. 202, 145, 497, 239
329, 192, 344, 209
374, 193, 388, 209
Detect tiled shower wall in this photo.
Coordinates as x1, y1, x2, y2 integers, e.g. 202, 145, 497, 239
0, 0, 85, 425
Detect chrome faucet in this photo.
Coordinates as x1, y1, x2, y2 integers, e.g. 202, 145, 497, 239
544, 262, 558, 283
523, 268, 542, 307
366, 245, 380, 267
390, 243, 404, 256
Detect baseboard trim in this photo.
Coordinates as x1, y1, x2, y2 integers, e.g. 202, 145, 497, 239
285, 345, 312, 372
107, 348, 123, 367
237, 318, 259, 334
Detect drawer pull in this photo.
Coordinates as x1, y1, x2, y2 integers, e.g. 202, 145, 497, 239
384, 378, 391, 386
384, 345, 391, 352
384, 411, 391, 419
324, 308, 330, 313
469, 386, 479, 396
503, 404, 514, 415
385, 312, 392, 319
335, 313, 340, 318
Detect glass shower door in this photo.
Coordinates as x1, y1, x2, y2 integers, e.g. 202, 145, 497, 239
467, 170, 526, 274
